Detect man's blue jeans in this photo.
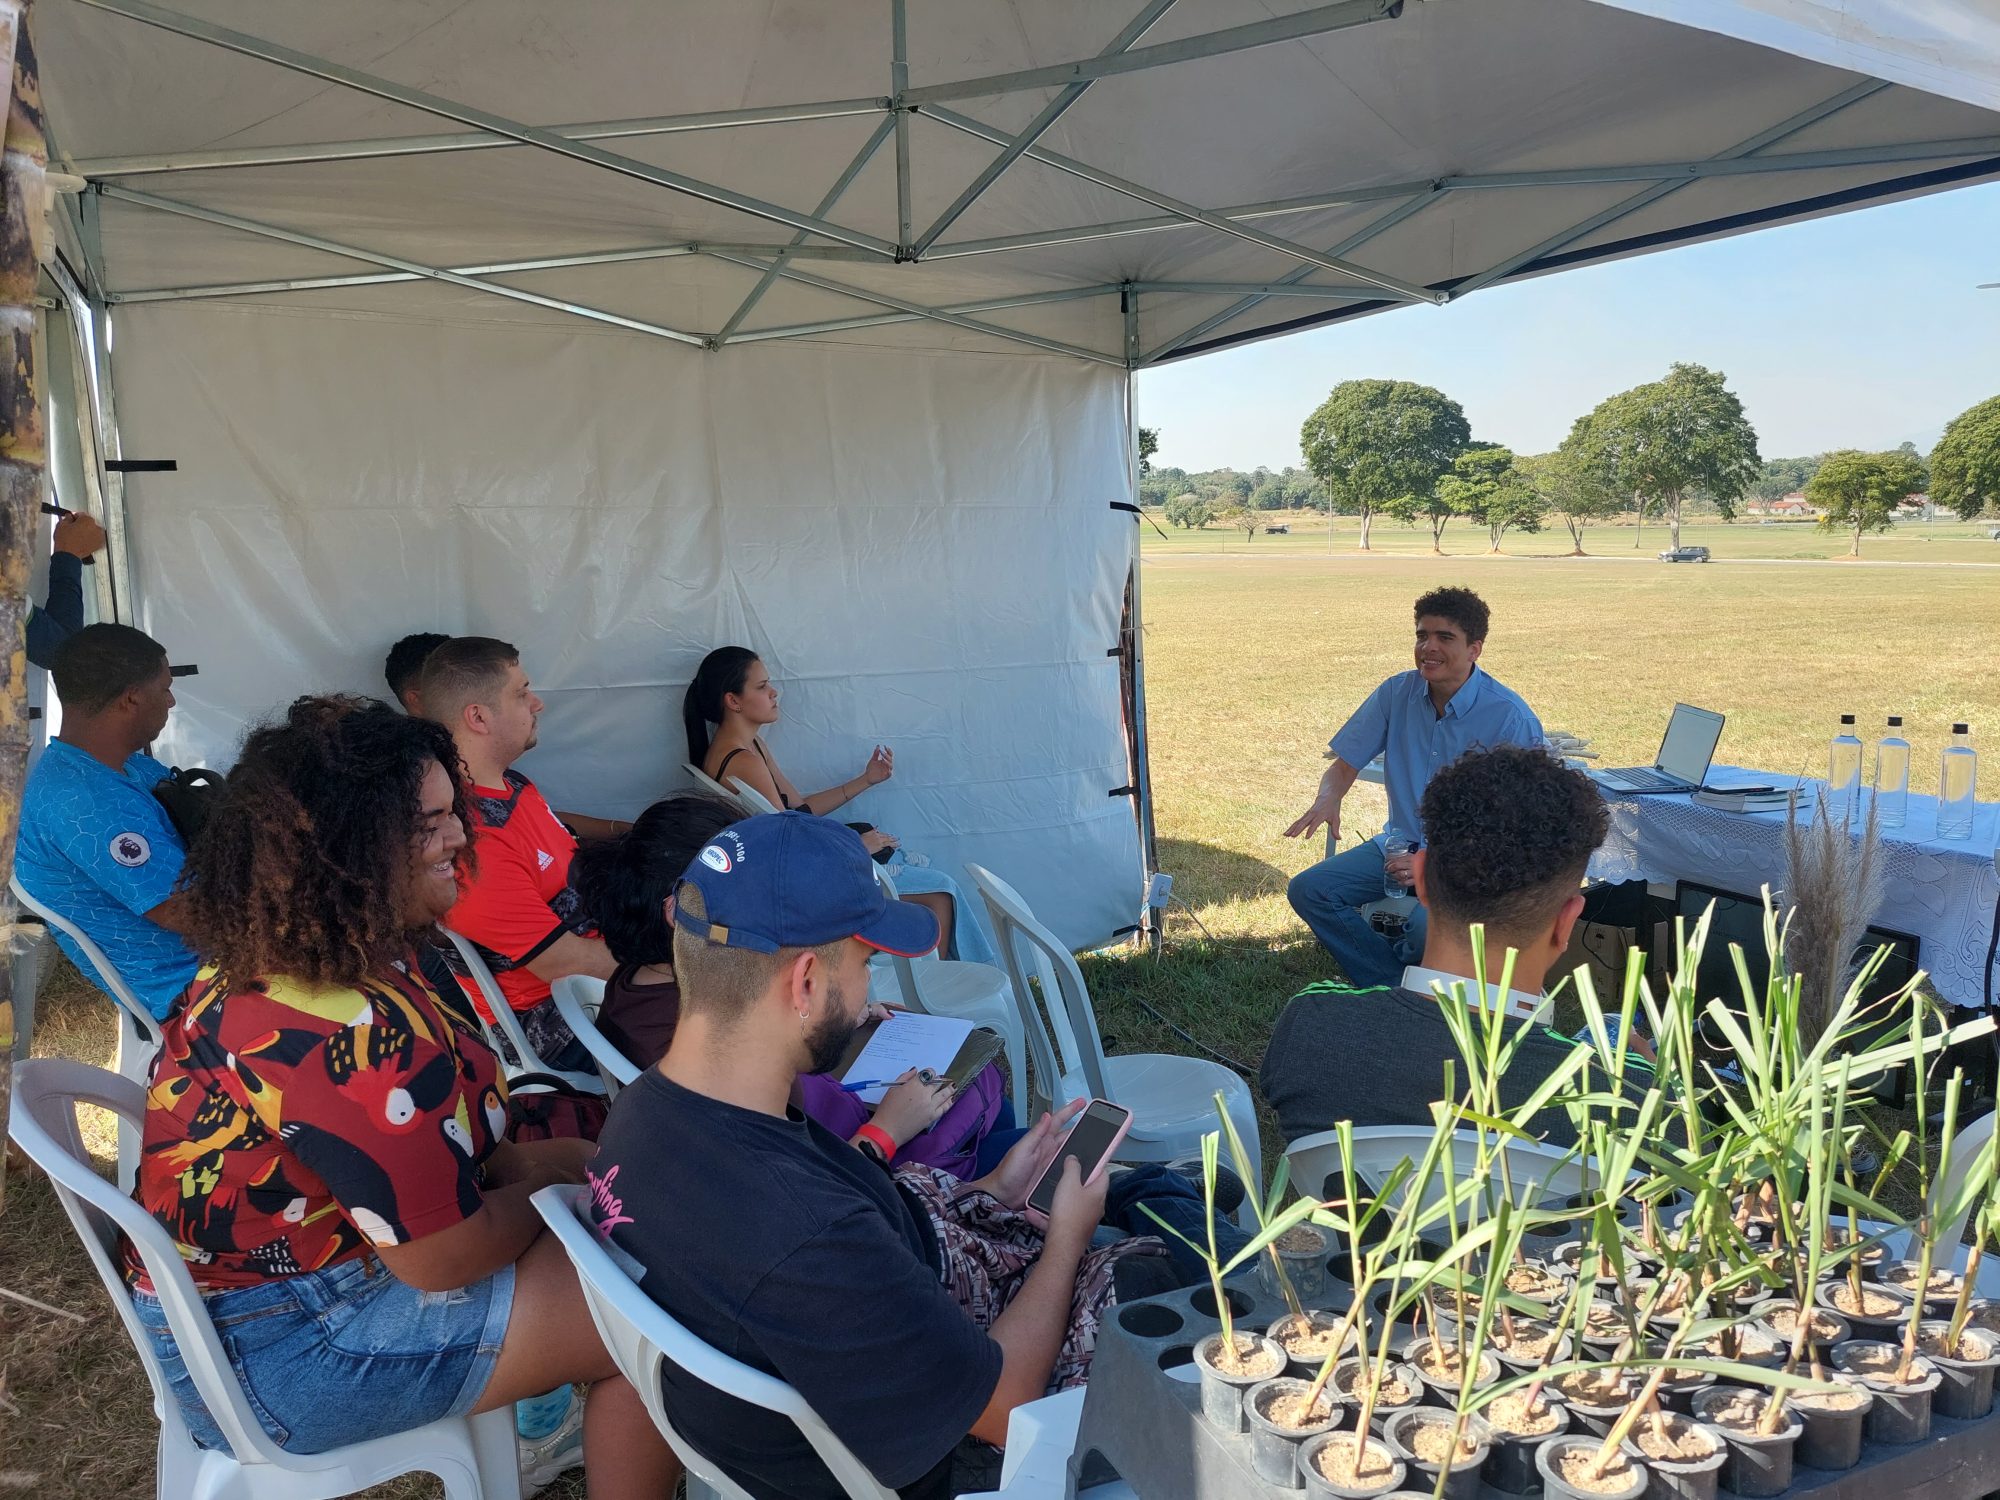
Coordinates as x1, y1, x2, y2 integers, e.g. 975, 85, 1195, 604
1287, 836, 1426, 990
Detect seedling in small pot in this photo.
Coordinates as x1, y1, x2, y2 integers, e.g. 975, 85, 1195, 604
1141, 1123, 1322, 1430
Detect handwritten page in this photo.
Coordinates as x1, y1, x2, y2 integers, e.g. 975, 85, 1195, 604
840, 1013, 976, 1104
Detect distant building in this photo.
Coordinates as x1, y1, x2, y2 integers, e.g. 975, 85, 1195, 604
1766, 494, 1815, 516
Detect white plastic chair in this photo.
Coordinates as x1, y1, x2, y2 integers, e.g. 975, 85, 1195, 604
685, 762, 754, 812
869, 863, 1028, 1120
532, 1182, 898, 1500
8, 1058, 523, 1500
11, 871, 166, 1191
725, 777, 782, 816
965, 861, 1262, 1197
436, 926, 605, 1096
550, 974, 641, 1092
1284, 1125, 1600, 1218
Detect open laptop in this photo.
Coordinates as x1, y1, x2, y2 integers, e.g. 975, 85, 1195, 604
1593, 703, 1725, 793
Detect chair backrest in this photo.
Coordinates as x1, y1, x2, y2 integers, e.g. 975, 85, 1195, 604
683, 761, 740, 802
725, 777, 781, 817
963, 862, 1108, 1112
436, 925, 604, 1095
866, 863, 936, 1013
550, 975, 640, 1091
1285, 1124, 1602, 1223
532, 1184, 899, 1500
7, 1058, 297, 1469
10, 872, 164, 1051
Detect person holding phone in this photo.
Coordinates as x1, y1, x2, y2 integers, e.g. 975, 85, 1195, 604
585, 812, 1175, 1500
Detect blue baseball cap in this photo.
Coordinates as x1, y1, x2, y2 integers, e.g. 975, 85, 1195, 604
672, 811, 940, 958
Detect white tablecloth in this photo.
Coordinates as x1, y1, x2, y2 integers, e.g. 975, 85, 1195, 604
1591, 766, 2000, 1010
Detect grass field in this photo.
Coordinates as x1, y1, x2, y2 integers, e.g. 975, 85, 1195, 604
1142, 515, 2000, 567
6, 537, 1998, 1495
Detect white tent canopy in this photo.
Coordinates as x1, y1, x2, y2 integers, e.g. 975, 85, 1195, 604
31, 0, 2000, 946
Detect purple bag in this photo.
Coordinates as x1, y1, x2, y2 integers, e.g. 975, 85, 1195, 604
798, 1061, 1007, 1179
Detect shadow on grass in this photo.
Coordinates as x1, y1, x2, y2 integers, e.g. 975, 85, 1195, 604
1156, 837, 1292, 909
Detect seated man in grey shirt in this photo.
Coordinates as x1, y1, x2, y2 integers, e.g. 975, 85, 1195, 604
1263, 744, 1649, 1154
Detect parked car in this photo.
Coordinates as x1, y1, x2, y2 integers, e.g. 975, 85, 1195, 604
1264, 523, 1291, 534
1659, 545, 1710, 563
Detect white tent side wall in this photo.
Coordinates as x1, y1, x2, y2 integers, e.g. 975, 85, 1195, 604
107, 301, 1143, 949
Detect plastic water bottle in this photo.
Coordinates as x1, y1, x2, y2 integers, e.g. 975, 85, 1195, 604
1828, 714, 1862, 824
516, 1385, 574, 1442
1938, 723, 1978, 841
1873, 715, 1910, 831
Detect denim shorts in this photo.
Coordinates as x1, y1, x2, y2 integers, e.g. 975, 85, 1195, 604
130, 1253, 515, 1456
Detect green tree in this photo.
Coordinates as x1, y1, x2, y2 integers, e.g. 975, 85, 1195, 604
1383, 489, 1458, 552
1522, 435, 1622, 554
1577, 362, 1761, 550
1250, 478, 1288, 510
1138, 427, 1159, 475
1163, 492, 1214, 529
1300, 379, 1470, 551
1806, 448, 1928, 558
1930, 394, 2000, 520
1437, 446, 1543, 552
1749, 455, 1822, 501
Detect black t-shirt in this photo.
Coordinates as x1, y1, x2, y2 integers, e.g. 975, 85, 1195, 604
588, 1069, 1003, 1500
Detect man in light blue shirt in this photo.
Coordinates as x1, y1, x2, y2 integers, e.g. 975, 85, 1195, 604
17, 623, 199, 1020
1285, 587, 1543, 988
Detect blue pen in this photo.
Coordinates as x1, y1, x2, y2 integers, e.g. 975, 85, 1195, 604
841, 1079, 888, 1093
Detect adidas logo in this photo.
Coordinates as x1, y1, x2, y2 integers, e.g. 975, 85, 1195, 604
536, 849, 554, 870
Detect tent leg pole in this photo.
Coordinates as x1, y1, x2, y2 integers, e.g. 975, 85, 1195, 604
1120, 299, 1160, 953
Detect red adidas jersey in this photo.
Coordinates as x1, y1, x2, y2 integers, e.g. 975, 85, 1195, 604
446, 771, 593, 1017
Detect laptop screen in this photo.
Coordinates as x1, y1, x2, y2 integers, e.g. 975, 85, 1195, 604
1655, 704, 1725, 782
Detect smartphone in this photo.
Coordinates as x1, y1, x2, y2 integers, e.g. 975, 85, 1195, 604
1027, 1099, 1133, 1217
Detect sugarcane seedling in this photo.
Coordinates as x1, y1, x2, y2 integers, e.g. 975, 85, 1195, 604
1896, 1068, 1971, 1383
1140, 1126, 1323, 1368
1301, 1119, 1414, 1410
1215, 1091, 1309, 1323
1757, 1055, 1839, 1432
1943, 1137, 2000, 1357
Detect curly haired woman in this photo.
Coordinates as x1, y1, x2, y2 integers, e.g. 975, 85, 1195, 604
128, 695, 677, 1497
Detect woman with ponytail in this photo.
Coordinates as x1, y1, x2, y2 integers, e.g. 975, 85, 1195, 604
681, 647, 999, 965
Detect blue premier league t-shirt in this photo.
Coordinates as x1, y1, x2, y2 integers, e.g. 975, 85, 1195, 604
1329, 666, 1543, 844
16, 740, 199, 1019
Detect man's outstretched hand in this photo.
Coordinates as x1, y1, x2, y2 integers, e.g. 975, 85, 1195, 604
1285, 797, 1340, 842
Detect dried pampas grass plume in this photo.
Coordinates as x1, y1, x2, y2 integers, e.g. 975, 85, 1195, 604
1783, 790, 1884, 1047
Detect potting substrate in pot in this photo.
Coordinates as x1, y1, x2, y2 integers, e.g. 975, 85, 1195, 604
1382, 1407, 1491, 1500
1479, 1388, 1570, 1494
1832, 1338, 1943, 1445
1690, 1386, 1803, 1498
1269, 1309, 1356, 1382
1536, 1435, 1648, 1500
1245, 1377, 1343, 1489
1622, 1410, 1726, 1500
1913, 1321, 2000, 1421
1193, 1328, 1287, 1433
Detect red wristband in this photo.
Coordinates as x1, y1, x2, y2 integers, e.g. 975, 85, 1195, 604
854, 1123, 897, 1162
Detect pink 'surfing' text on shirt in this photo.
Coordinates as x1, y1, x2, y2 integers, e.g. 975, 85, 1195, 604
588, 1163, 635, 1237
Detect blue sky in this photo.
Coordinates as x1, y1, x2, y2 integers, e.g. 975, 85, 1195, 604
1135, 180, 2000, 473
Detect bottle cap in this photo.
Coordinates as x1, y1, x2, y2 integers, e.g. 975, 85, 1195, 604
1839, 714, 1855, 726
1887, 716, 1903, 727
1954, 723, 1970, 735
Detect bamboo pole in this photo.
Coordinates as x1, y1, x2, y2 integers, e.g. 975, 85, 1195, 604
0, 0, 47, 1214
